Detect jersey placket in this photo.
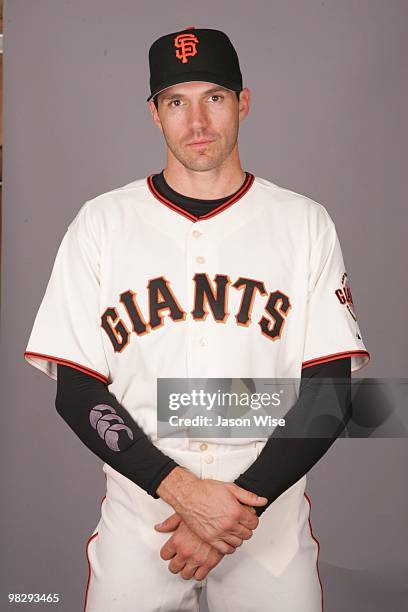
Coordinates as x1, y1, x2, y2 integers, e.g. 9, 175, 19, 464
184, 218, 214, 379
183, 218, 220, 468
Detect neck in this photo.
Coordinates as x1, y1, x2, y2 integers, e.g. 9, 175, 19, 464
163, 155, 246, 200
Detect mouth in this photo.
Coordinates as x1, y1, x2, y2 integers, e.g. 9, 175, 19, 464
187, 140, 214, 148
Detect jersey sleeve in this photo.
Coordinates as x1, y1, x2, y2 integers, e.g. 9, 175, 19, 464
302, 220, 370, 373
24, 201, 111, 385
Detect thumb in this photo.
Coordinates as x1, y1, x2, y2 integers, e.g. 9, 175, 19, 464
233, 485, 268, 506
154, 512, 182, 532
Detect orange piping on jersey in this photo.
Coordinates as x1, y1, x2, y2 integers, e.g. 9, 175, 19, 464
83, 492, 107, 612
301, 350, 370, 370
23, 351, 110, 385
146, 172, 255, 223
304, 492, 324, 611
83, 533, 98, 612
147, 175, 196, 221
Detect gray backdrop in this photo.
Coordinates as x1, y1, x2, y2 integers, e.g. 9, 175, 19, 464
2, 1, 407, 610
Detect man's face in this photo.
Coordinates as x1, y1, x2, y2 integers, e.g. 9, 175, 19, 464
149, 81, 250, 172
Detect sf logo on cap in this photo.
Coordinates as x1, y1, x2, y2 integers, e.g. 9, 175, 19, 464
174, 32, 199, 63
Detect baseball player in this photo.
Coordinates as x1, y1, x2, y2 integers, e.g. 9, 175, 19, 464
24, 27, 370, 612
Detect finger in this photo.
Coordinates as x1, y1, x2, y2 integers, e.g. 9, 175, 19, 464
232, 485, 268, 507
238, 508, 260, 530
230, 523, 254, 541
194, 565, 210, 581
220, 518, 254, 541
168, 555, 186, 574
240, 504, 257, 516
212, 539, 236, 555
160, 541, 177, 561
181, 563, 200, 581
237, 528, 253, 542
194, 547, 225, 581
154, 513, 182, 533
194, 555, 222, 581
220, 533, 244, 548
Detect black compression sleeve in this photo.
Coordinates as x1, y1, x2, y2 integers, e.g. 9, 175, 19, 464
234, 357, 352, 517
55, 364, 180, 498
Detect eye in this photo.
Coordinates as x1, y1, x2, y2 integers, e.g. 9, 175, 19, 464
167, 94, 224, 107
209, 94, 223, 102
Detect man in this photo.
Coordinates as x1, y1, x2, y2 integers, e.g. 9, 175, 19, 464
24, 27, 370, 611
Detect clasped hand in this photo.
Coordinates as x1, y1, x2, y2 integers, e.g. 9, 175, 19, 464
154, 475, 268, 581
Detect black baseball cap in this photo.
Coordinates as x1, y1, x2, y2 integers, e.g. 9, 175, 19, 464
147, 26, 243, 102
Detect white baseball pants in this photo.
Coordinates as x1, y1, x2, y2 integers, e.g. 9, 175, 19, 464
83, 439, 323, 611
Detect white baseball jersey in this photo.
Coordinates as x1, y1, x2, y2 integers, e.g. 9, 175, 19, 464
24, 173, 370, 444
25, 173, 371, 611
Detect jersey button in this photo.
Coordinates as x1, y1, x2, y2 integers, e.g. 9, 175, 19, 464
199, 337, 208, 347
196, 255, 205, 264
200, 442, 208, 451
204, 455, 214, 464
192, 230, 202, 238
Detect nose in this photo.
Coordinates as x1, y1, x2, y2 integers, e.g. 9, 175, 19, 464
187, 100, 210, 131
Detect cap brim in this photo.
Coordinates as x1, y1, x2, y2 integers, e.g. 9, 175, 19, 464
146, 72, 241, 102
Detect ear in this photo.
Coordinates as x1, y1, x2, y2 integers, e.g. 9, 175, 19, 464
148, 99, 163, 132
238, 87, 251, 122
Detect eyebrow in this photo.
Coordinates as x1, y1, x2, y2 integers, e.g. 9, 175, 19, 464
160, 86, 229, 102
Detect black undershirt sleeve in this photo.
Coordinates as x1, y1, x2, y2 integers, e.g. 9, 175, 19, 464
234, 357, 352, 517
55, 363, 180, 498
55, 357, 351, 513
